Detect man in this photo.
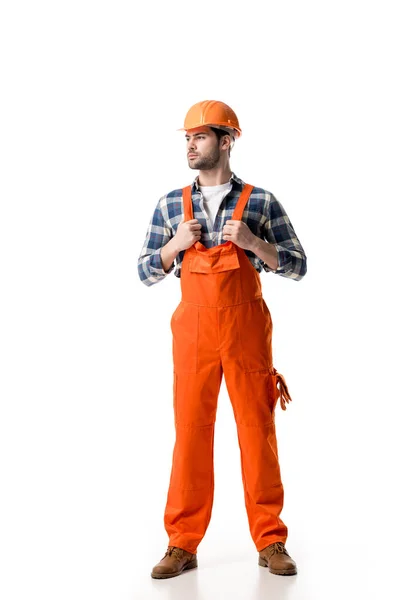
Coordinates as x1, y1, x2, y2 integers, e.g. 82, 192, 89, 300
137, 100, 307, 579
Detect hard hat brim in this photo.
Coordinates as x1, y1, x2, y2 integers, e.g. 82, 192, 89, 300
177, 125, 241, 138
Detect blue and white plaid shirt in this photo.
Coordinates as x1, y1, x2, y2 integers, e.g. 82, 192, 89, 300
137, 172, 307, 286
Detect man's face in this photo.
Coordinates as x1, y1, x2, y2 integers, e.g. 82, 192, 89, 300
185, 126, 221, 170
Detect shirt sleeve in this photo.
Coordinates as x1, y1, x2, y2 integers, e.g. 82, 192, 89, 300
261, 193, 307, 281
137, 196, 175, 286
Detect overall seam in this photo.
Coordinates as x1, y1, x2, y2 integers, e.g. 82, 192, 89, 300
179, 296, 263, 308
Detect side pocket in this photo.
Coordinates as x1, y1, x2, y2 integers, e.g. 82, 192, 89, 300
173, 371, 177, 421
236, 297, 273, 372
170, 301, 199, 373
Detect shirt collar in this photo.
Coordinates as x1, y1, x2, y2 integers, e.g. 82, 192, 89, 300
192, 171, 244, 192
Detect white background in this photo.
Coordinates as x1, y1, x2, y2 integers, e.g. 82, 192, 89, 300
1, 1, 399, 599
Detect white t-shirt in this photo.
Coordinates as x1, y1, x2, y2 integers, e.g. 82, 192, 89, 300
198, 181, 232, 228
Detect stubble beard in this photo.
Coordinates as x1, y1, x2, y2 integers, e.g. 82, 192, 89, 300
188, 146, 220, 170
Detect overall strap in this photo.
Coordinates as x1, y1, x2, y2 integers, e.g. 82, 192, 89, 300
182, 185, 194, 222
231, 183, 254, 221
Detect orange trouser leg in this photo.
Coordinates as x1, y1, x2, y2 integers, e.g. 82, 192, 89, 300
223, 367, 288, 551
163, 362, 223, 555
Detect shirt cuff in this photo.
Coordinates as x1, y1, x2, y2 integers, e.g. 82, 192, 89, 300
150, 247, 175, 276
262, 244, 291, 274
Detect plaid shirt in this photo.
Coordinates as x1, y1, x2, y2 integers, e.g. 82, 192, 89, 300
137, 172, 307, 286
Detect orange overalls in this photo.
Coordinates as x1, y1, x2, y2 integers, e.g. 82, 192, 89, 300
164, 183, 293, 554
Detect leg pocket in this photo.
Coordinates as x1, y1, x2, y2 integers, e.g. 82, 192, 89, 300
266, 368, 280, 416
236, 297, 273, 372
171, 301, 199, 373
268, 366, 293, 411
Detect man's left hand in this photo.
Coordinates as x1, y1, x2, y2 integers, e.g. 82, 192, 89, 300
222, 220, 256, 251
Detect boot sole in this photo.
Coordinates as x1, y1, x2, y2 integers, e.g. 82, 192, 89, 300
258, 556, 297, 575
151, 558, 198, 579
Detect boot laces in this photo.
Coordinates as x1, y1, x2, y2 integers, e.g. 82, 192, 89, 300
269, 542, 288, 555
164, 546, 184, 560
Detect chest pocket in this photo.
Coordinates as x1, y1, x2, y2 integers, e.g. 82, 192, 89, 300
189, 248, 240, 274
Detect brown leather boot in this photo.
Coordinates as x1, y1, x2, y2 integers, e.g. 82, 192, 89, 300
151, 546, 198, 579
258, 541, 297, 575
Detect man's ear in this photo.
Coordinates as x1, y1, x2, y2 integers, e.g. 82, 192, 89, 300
221, 135, 231, 150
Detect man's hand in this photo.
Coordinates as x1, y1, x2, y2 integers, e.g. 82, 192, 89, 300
222, 220, 257, 250
160, 219, 202, 273
173, 219, 202, 252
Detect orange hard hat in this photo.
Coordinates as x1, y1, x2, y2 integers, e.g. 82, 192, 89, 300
178, 100, 242, 138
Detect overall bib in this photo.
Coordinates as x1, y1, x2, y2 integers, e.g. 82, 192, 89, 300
164, 183, 293, 554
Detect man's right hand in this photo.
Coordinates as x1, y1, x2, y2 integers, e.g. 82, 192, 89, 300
160, 219, 202, 274
173, 219, 202, 252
